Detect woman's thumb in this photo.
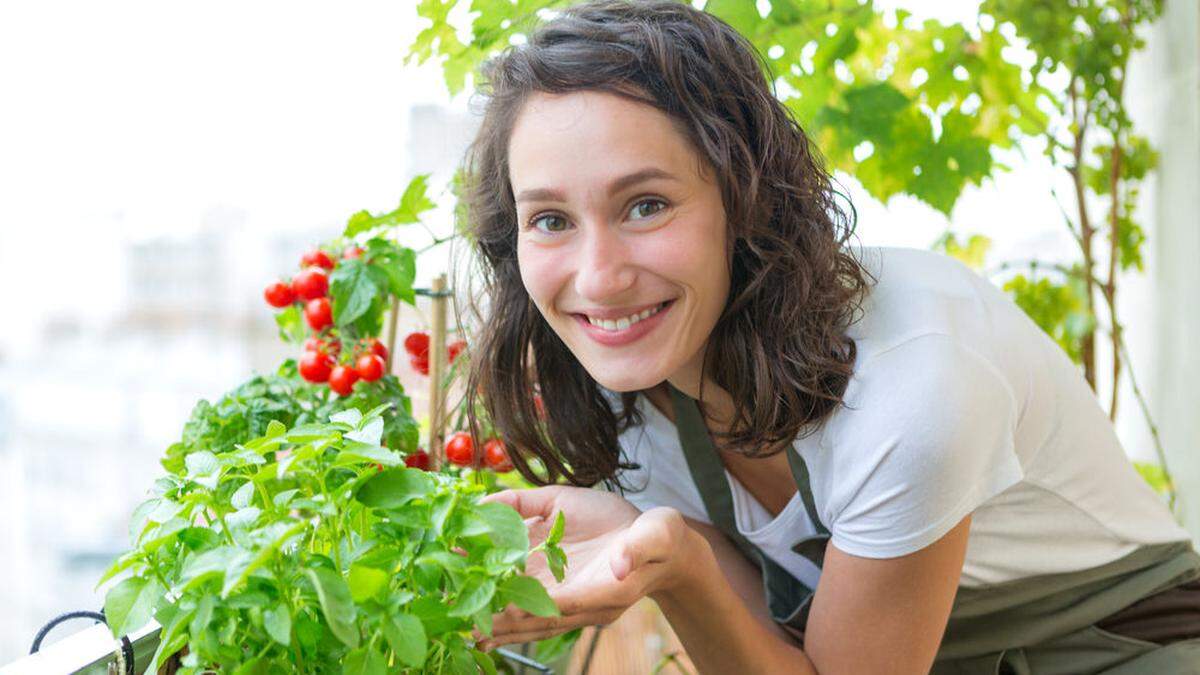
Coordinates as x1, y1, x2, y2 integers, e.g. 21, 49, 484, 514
610, 507, 681, 581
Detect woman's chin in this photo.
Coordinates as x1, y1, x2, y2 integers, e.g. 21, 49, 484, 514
583, 360, 663, 393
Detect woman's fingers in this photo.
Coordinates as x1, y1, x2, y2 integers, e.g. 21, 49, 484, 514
477, 612, 617, 651
479, 485, 564, 519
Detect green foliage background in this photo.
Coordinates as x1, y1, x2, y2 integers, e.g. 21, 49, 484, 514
407, 0, 1173, 504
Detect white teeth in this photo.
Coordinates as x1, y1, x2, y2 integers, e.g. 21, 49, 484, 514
586, 302, 666, 331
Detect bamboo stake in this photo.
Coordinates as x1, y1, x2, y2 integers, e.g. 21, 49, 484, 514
383, 297, 400, 374
428, 274, 449, 471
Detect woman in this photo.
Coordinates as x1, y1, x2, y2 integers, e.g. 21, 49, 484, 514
455, 1, 1200, 672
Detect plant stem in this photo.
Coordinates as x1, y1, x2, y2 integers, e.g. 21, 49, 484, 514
1068, 75, 1098, 390
1106, 138, 1122, 421
1111, 326, 1178, 515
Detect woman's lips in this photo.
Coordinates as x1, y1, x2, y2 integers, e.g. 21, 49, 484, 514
573, 300, 674, 347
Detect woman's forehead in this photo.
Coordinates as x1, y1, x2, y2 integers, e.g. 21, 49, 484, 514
507, 90, 705, 190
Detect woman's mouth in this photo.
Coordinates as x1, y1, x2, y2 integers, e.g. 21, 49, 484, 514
572, 300, 675, 347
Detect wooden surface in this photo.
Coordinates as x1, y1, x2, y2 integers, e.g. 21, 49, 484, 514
562, 598, 696, 675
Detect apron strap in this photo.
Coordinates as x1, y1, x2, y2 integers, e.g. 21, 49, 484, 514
666, 383, 830, 541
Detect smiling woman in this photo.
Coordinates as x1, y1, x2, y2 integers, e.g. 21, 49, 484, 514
454, 1, 1200, 673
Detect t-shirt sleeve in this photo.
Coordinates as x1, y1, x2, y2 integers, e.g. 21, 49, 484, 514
816, 333, 1024, 559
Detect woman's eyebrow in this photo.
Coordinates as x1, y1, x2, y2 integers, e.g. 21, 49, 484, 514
515, 167, 680, 203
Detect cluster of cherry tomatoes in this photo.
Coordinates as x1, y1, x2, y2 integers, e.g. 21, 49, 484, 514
443, 431, 513, 472
401, 331, 466, 376
388, 435, 512, 473
264, 247, 385, 396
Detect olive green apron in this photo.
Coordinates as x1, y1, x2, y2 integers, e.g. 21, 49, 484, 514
666, 384, 1200, 674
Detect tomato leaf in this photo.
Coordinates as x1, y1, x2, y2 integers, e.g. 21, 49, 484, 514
330, 259, 385, 327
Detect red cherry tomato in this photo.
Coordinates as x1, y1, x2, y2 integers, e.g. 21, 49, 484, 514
448, 339, 467, 363
404, 449, 430, 471
403, 332, 430, 358
304, 298, 333, 331
342, 246, 364, 260
298, 350, 333, 383
263, 281, 295, 308
409, 353, 429, 376
303, 336, 322, 352
483, 438, 513, 472
444, 432, 475, 467
300, 249, 335, 270
369, 338, 389, 362
291, 267, 329, 301
329, 365, 359, 396
355, 354, 385, 382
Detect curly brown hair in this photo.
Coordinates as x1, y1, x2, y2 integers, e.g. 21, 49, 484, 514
453, 0, 873, 489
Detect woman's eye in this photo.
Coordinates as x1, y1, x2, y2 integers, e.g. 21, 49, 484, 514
629, 198, 667, 220
529, 213, 570, 234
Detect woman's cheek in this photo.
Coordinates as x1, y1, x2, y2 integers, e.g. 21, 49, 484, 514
517, 245, 565, 313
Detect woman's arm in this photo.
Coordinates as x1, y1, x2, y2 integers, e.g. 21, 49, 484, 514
655, 514, 972, 674
477, 486, 969, 674
651, 522, 817, 674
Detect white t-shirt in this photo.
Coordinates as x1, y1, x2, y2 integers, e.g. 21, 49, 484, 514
610, 246, 1190, 588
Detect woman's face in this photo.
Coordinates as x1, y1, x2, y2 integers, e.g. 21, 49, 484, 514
509, 90, 730, 393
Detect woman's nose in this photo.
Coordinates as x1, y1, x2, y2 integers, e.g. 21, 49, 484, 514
573, 221, 636, 302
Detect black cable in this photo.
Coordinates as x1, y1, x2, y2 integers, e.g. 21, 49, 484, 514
29, 609, 135, 675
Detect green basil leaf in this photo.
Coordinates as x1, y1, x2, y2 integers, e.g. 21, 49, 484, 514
355, 468, 434, 508
382, 612, 427, 668
104, 576, 165, 638
305, 567, 360, 648
448, 578, 496, 618
263, 603, 292, 646
347, 563, 389, 603
475, 501, 529, 551
499, 575, 559, 618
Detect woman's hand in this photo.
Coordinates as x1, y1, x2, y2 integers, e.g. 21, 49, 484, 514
472, 485, 696, 650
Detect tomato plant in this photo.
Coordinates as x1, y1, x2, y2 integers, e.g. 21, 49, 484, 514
444, 431, 475, 467
291, 267, 329, 301
355, 354, 385, 382
301, 248, 336, 270
483, 438, 513, 473
298, 350, 333, 383
329, 364, 359, 396
403, 331, 430, 358
405, 448, 431, 471
263, 281, 295, 308
304, 297, 333, 331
